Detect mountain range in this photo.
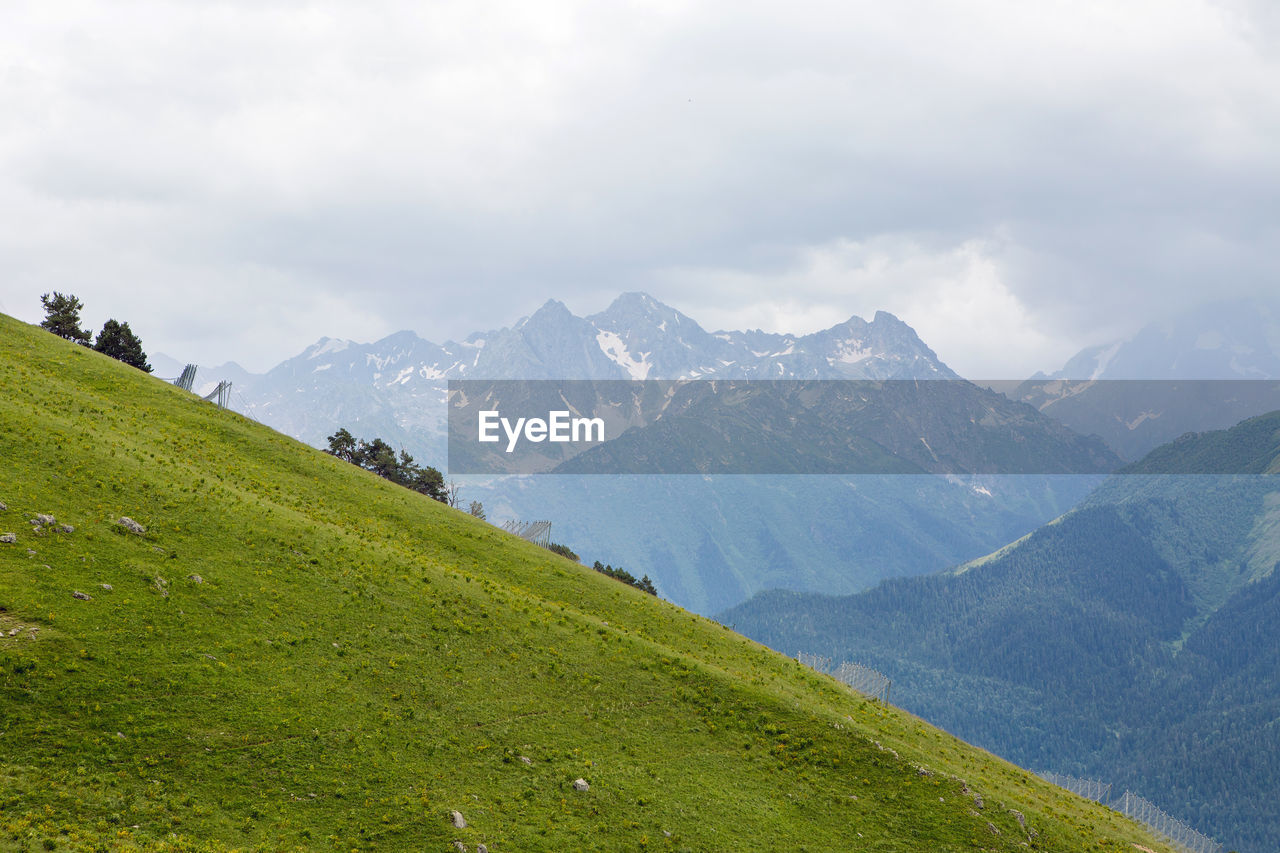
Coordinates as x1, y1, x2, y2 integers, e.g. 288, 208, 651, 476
162, 294, 1280, 461
544, 379, 1119, 475
720, 411, 1280, 852
165, 292, 957, 457
158, 294, 1105, 613
155, 295, 1280, 614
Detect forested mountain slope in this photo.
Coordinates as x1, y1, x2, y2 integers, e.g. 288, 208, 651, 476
722, 411, 1280, 852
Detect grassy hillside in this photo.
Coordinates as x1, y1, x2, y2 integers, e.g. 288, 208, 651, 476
0, 312, 1173, 852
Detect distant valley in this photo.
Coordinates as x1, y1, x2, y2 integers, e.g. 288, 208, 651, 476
721, 411, 1280, 852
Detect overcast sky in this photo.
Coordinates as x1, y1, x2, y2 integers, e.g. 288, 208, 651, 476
2, 0, 1277, 376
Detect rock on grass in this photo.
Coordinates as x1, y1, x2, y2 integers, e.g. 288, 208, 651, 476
117, 517, 146, 535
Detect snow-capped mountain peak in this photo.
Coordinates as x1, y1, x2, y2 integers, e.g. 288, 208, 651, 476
202, 294, 958, 458
303, 336, 354, 359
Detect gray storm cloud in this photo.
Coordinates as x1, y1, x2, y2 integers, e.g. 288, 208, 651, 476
1, 0, 1276, 375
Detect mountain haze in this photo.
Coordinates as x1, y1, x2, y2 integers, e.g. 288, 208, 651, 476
1050, 299, 1280, 381
1011, 299, 1280, 460
165, 295, 1105, 613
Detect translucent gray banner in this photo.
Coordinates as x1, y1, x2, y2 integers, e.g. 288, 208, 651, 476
445, 379, 1280, 475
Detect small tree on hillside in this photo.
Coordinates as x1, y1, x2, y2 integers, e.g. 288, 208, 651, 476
40, 292, 91, 345
590, 560, 657, 595
93, 319, 153, 372
325, 428, 358, 462
324, 427, 448, 503
468, 500, 486, 520
548, 542, 579, 562
359, 438, 400, 480
404, 456, 446, 502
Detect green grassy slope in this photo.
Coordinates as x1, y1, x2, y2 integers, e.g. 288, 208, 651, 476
0, 313, 1172, 852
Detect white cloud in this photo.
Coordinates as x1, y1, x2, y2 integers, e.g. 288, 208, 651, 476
658, 234, 1072, 377
1, 0, 1278, 369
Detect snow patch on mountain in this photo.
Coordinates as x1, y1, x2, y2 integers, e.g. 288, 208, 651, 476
307, 338, 352, 358
418, 365, 447, 380
595, 330, 653, 380
828, 340, 873, 365
1089, 342, 1122, 380
1122, 410, 1164, 430
458, 339, 485, 362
